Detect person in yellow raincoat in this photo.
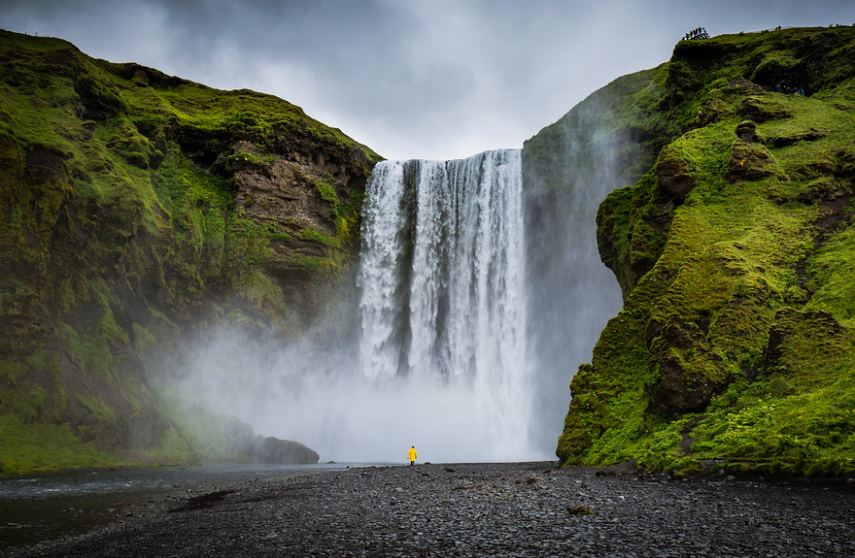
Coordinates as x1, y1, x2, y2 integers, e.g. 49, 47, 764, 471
407, 446, 417, 467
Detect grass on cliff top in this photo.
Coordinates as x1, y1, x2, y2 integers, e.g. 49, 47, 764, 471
523, 64, 673, 193
96, 59, 382, 163
0, 29, 379, 159
672, 25, 855, 96
0, 28, 380, 167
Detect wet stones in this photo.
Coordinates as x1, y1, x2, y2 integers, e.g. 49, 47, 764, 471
9, 462, 855, 558
566, 504, 594, 515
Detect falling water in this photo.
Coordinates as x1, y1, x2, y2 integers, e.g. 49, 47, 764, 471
358, 149, 532, 460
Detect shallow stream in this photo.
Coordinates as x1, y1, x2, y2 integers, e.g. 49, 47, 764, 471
0, 462, 372, 551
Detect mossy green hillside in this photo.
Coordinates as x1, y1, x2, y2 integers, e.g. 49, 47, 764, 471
546, 26, 855, 475
0, 29, 380, 474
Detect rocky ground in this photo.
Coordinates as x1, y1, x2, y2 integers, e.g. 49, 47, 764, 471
5, 462, 855, 558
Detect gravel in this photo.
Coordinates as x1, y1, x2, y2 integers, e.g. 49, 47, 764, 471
6, 462, 855, 558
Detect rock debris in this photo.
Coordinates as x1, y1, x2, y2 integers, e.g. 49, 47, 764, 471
7, 462, 854, 558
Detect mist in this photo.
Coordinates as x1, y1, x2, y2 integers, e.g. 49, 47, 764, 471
523, 94, 643, 451
173, 330, 538, 463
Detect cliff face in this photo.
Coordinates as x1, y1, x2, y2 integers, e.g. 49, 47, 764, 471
522, 64, 674, 447
536, 26, 855, 476
0, 30, 380, 473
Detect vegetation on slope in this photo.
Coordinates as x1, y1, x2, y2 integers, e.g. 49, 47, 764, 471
543, 26, 855, 476
0, 29, 380, 474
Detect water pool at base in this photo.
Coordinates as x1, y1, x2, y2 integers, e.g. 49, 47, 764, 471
0, 462, 386, 551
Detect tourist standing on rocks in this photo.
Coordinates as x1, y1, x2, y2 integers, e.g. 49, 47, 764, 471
407, 446, 417, 467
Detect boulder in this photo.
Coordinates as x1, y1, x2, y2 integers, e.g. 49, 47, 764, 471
249, 435, 320, 464
657, 147, 695, 203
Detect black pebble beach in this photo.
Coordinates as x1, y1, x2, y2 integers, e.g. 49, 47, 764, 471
7, 462, 855, 558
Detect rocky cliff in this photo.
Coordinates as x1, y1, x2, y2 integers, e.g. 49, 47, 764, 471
0, 29, 380, 473
529, 26, 855, 476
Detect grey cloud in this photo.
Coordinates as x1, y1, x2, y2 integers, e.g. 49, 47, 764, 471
2, 0, 855, 159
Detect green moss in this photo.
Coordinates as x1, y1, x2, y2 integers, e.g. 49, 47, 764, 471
226, 149, 261, 169
314, 178, 339, 207
49, 365, 69, 419
299, 227, 336, 247
806, 226, 855, 327
132, 323, 158, 355
235, 270, 290, 323
0, 360, 28, 384
74, 393, 116, 425
54, 323, 113, 380
690, 355, 855, 475
0, 28, 372, 473
0, 415, 134, 476
551, 25, 855, 476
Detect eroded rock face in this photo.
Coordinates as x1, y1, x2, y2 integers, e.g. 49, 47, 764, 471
734, 120, 757, 142
657, 147, 695, 203
230, 142, 336, 239
725, 120, 786, 183
726, 141, 782, 182
645, 315, 728, 415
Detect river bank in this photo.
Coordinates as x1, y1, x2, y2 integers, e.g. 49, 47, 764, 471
0, 462, 353, 553
4, 461, 854, 557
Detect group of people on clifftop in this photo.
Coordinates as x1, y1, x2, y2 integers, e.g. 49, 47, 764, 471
685, 27, 708, 40
684, 24, 787, 42
776, 84, 807, 96
682, 25, 787, 43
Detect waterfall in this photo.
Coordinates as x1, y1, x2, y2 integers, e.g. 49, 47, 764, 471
176, 140, 624, 463
357, 149, 532, 460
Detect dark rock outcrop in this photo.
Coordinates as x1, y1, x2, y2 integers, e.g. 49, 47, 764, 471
645, 315, 728, 415
657, 146, 696, 203
249, 436, 320, 464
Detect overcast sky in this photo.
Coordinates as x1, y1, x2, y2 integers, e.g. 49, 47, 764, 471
2, 0, 854, 160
